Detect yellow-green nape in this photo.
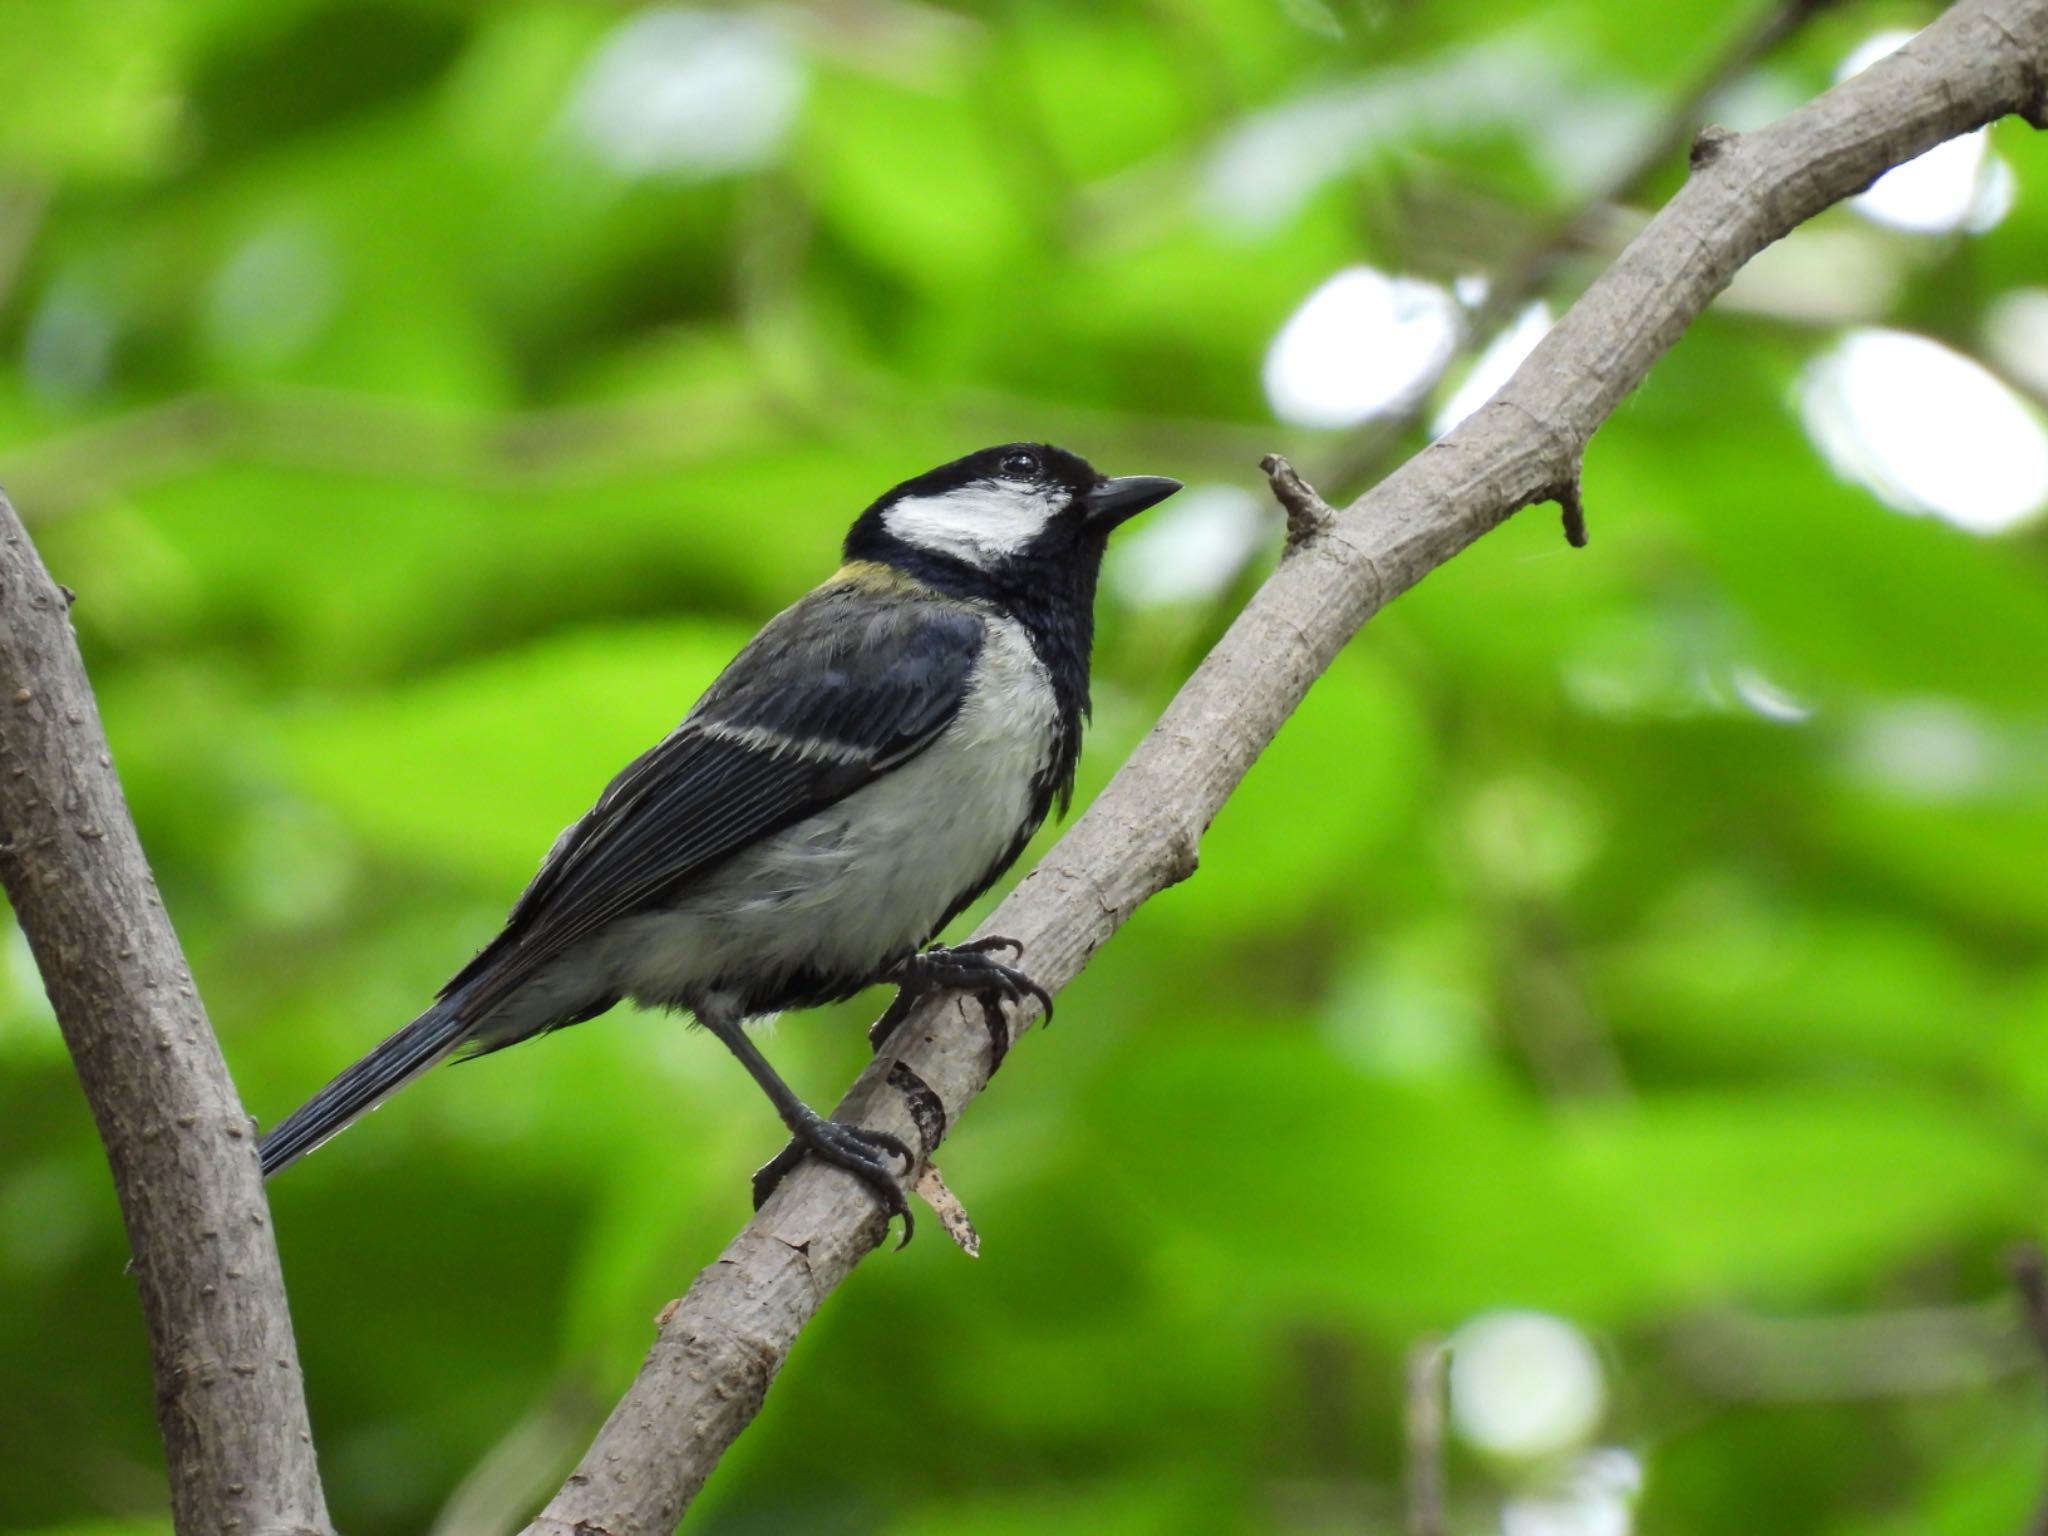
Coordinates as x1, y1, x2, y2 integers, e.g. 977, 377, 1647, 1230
826, 560, 935, 596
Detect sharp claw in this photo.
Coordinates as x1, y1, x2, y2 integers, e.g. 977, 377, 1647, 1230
1022, 976, 1053, 1025
869, 1130, 915, 1172
978, 960, 1052, 1027
976, 992, 1012, 1069
752, 1140, 805, 1209
868, 989, 916, 1053
957, 935, 1025, 961
892, 940, 1052, 1033
754, 1117, 916, 1246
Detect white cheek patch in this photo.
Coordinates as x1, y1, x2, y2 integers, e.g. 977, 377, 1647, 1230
882, 480, 1059, 565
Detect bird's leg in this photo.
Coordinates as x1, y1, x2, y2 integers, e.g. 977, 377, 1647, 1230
698, 1009, 916, 1246
750, 940, 1052, 1243
868, 935, 1053, 1055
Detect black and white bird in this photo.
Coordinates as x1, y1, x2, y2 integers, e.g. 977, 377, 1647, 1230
259, 443, 1180, 1239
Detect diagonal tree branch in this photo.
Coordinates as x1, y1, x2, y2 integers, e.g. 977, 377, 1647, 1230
521, 1, 2048, 1530
0, 511, 333, 1535
1317, 0, 1846, 504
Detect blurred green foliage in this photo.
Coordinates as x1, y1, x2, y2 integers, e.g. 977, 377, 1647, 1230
3, 1, 2047, 1534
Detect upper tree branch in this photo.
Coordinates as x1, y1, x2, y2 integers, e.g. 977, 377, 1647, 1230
523, 1, 2048, 1530
0, 511, 332, 1536
1317, 0, 1846, 503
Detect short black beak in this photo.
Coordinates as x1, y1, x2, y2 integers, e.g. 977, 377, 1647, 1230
1083, 474, 1182, 529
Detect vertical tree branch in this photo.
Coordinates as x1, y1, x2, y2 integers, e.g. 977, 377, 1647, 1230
0, 502, 332, 1536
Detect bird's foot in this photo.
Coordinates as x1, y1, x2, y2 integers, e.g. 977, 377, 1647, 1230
752, 1111, 916, 1247
868, 936, 1053, 1053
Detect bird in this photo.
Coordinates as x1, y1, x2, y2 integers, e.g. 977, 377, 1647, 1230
258, 443, 1181, 1241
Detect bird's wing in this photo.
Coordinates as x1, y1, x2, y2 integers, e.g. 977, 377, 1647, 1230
445, 578, 986, 1018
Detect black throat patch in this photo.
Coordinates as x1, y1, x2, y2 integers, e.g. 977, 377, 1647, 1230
841, 522, 1101, 817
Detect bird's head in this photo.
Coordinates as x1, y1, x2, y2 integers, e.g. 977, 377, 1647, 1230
844, 444, 1181, 578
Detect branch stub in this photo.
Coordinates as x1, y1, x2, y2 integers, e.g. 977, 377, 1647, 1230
1259, 454, 1337, 552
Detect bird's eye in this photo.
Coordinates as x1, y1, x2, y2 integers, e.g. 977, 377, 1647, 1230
999, 450, 1039, 479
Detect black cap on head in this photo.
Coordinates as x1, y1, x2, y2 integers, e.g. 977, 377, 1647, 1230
877, 443, 1098, 506
845, 443, 1181, 571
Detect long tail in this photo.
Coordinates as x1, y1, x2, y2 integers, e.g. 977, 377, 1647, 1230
259, 998, 470, 1178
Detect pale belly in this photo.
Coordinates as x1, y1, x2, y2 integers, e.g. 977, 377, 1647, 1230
562, 616, 1060, 1021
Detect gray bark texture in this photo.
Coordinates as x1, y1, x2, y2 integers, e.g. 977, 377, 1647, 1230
0, 0, 2040, 1531
523, 2, 2048, 1531
0, 511, 334, 1535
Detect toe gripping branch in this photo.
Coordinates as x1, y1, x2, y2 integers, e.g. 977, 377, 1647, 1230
750, 1109, 918, 1246
752, 937, 1054, 1249
872, 936, 1053, 1070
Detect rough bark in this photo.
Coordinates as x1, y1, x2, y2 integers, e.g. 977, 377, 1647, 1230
523, 1, 2048, 1531
0, 511, 333, 1534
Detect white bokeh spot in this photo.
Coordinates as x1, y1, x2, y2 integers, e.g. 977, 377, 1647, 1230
1799, 328, 2048, 535
1433, 301, 1553, 436
1265, 267, 1461, 428
1837, 30, 2013, 234
1985, 290, 2048, 400
1847, 701, 1999, 800
1107, 484, 1268, 607
1450, 1310, 1607, 1461
1729, 666, 1814, 725
1502, 1448, 1643, 1536
565, 8, 803, 180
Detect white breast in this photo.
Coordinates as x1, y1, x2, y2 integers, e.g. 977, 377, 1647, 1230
591, 613, 1061, 1014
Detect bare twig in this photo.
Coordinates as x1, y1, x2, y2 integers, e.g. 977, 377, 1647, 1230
1669, 1301, 2029, 1402
2013, 1245, 2048, 1363
1317, 0, 1845, 502
0, 503, 333, 1535
519, 4, 2048, 1530
912, 1163, 982, 1257
1260, 453, 1337, 551
1406, 1337, 1450, 1536
1565, 0, 1841, 240
2009, 1244, 2048, 1536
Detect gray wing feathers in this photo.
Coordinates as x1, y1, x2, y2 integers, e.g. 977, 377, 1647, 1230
443, 584, 985, 1020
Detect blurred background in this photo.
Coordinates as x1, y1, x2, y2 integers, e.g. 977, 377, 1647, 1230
2, 1, 2046, 1533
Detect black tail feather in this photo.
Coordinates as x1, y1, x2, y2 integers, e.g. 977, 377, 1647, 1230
259, 999, 469, 1178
